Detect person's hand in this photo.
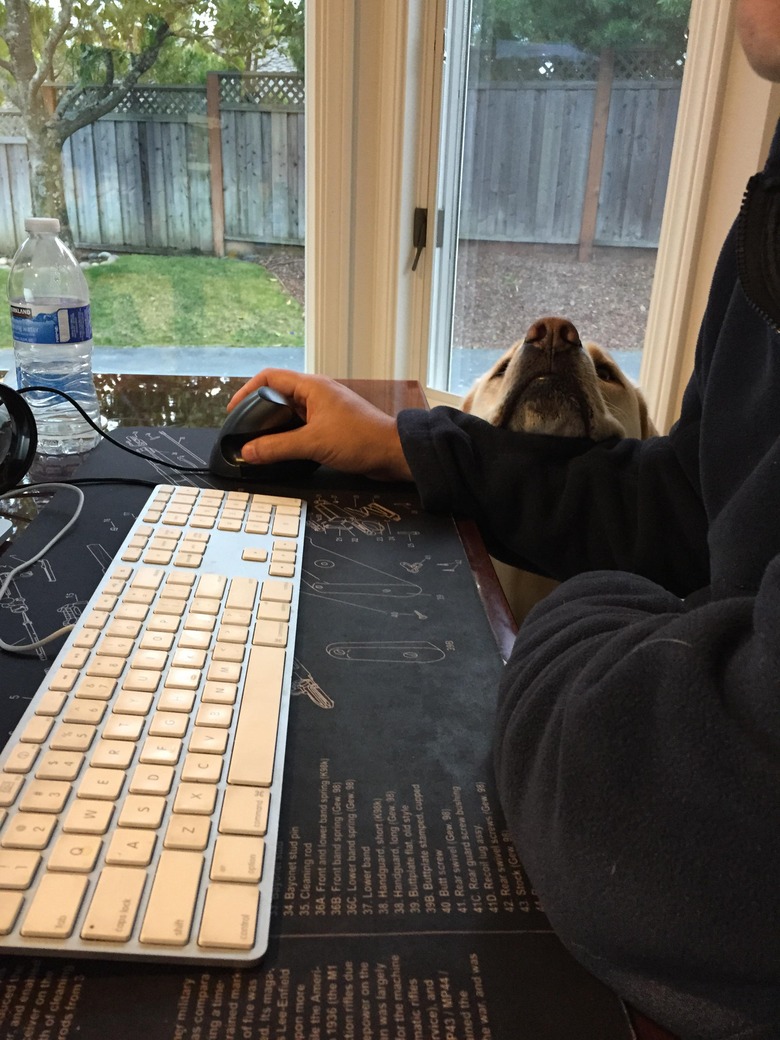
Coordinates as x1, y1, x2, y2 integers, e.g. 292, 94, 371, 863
227, 369, 414, 482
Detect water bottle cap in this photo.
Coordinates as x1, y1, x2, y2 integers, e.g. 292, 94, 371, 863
24, 217, 60, 234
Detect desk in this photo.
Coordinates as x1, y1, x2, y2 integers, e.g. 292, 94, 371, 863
0, 374, 671, 1040
2, 374, 517, 662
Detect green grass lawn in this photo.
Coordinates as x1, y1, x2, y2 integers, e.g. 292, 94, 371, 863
2, 253, 305, 348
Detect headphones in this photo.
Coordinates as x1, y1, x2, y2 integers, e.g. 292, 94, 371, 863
0, 384, 38, 494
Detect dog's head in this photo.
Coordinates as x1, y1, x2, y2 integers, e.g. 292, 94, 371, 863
462, 316, 657, 440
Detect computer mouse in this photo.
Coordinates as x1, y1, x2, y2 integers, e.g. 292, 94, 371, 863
208, 386, 319, 481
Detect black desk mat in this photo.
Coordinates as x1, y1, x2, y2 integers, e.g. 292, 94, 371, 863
0, 430, 635, 1040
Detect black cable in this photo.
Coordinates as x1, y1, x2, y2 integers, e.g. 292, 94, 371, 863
18, 385, 213, 474
25, 477, 159, 490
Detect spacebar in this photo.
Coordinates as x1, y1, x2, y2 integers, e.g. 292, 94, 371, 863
228, 645, 287, 787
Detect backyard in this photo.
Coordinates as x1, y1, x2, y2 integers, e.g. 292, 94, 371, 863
0, 241, 654, 363
0, 251, 305, 349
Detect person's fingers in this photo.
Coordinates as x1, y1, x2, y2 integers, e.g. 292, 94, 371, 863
241, 425, 317, 465
227, 369, 295, 411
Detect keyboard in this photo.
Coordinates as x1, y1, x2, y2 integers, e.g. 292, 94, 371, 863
0, 482, 306, 964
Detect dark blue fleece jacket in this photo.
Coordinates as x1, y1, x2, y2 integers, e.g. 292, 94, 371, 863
396, 126, 780, 1039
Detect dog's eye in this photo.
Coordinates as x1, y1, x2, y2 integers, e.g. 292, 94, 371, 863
491, 359, 510, 379
595, 363, 617, 383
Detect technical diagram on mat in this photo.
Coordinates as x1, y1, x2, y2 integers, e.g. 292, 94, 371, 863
302, 543, 423, 604
325, 640, 445, 663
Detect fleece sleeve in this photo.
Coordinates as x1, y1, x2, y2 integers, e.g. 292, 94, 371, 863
493, 566, 780, 1037
397, 402, 708, 599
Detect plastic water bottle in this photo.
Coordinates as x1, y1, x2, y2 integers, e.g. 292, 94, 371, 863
8, 217, 101, 455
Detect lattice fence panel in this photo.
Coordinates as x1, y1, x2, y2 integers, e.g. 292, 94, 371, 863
0, 110, 24, 137
58, 86, 207, 119
614, 49, 686, 81
219, 73, 305, 110
476, 47, 685, 83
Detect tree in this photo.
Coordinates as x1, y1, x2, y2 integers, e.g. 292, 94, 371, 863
271, 0, 304, 72
0, 0, 297, 240
476, 0, 690, 60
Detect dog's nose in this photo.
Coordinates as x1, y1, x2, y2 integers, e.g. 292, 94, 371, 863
524, 317, 582, 354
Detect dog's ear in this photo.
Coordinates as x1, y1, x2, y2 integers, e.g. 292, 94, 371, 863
636, 390, 659, 438
461, 387, 475, 413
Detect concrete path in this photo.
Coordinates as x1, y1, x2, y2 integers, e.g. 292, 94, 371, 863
0, 344, 642, 395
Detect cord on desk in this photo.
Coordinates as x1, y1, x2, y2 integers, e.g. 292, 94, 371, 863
18, 386, 213, 475
0, 483, 85, 652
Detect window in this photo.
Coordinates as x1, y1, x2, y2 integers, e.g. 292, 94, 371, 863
427, 0, 690, 400
0, 3, 306, 380
390, 0, 780, 430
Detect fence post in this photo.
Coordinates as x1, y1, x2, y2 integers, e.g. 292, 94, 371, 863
41, 84, 57, 116
206, 72, 225, 257
578, 48, 614, 262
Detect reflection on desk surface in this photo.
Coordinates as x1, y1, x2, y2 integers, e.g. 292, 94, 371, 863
0, 373, 430, 546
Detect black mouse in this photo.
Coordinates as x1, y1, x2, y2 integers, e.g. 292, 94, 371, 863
208, 386, 318, 481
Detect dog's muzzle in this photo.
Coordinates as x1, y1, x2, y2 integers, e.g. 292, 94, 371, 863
495, 319, 596, 435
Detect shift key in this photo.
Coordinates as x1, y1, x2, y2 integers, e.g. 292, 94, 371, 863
140, 849, 203, 945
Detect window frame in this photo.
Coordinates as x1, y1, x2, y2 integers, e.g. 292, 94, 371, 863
307, 0, 780, 429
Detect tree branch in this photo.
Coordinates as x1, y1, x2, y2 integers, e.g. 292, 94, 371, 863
29, 0, 74, 102
54, 20, 173, 141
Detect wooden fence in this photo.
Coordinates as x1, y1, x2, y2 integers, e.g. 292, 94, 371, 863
461, 79, 679, 248
0, 70, 679, 257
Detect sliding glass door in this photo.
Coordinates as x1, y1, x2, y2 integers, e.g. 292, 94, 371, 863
428, 0, 691, 397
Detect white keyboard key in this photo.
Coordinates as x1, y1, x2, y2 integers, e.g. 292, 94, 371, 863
117, 795, 166, 830
195, 704, 233, 729
198, 883, 259, 950
0, 774, 24, 807
129, 764, 175, 796
3, 743, 39, 774
20, 780, 71, 814
33, 689, 67, 716
48, 834, 102, 873
35, 751, 84, 782
81, 866, 146, 942
227, 645, 285, 787
0, 848, 40, 889
219, 786, 270, 836
226, 577, 258, 611
77, 768, 125, 801
18, 716, 54, 744
189, 728, 228, 755
105, 829, 157, 867
0, 891, 24, 934
139, 850, 203, 946
91, 740, 136, 769
181, 753, 223, 784
173, 783, 217, 816
1, 812, 57, 849
261, 579, 294, 603
20, 873, 88, 938
210, 835, 265, 883
164, 814, 211, 851
63, 799, 115, 835
63, 701, 107, 726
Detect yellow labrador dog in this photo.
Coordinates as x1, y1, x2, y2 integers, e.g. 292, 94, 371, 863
462, 316, 658, 623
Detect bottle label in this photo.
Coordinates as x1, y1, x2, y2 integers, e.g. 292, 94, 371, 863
10, 303, 91, 344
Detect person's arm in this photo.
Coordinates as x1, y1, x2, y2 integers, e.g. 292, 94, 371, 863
493, 565, 780, 1035
228, 364, 708, 597
398, 396, 708, 598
